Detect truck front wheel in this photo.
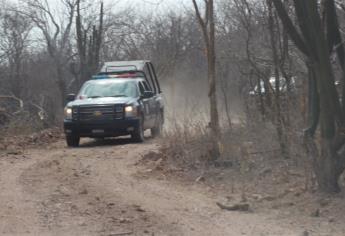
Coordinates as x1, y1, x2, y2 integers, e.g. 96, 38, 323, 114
66, 134, 80, 147
131, 116, 145, 143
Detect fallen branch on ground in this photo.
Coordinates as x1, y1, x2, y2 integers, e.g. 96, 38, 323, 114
216, 202, 250, 211
108, 231, 133, 236
0, 95, 24, 115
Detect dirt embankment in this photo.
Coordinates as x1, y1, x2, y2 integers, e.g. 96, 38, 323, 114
0, 136, 344, 236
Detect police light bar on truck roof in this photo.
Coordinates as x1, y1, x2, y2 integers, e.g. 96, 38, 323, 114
100, 61, 148, 73
92, 72, 144, 80
99, 60, 161, 94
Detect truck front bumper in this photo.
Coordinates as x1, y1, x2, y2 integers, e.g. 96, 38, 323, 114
64, 119, 140, 137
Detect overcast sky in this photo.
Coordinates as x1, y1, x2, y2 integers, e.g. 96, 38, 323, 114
4, 0, 196, 41
5, 0, 197, 15
104, 0, 192, 15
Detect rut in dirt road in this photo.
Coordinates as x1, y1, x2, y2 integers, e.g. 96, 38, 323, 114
0, 138, 301, 236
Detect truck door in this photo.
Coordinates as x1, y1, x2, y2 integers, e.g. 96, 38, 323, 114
143, 64, 157, 94
147, 62, 161, 94
147, 63, 162, 122
139, 81, 154, 128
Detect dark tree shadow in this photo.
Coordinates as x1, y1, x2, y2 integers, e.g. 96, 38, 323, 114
78, 134, 153, 148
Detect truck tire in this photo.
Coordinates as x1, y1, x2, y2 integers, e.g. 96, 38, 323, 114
66, 135, 80, 147
131, 116, 145, 143
151, 112, 163, 138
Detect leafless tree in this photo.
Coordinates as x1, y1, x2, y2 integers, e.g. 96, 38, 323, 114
0, 11, 32, 98
19, 0, 77, 106
192, 0, 221, 160
75, 0, 104, 85
273, 0, 345, 193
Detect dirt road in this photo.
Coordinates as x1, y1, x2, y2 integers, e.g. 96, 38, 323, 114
0, 138, 325, 236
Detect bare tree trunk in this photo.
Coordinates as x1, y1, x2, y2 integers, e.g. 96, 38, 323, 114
273, 0, 345, 192
56, 64, 67, 107
267, 0, 289, 158
192, 0, 221, 160
220, 76, 232, 129
208, 0, 221, 143
76, 0, 104, 85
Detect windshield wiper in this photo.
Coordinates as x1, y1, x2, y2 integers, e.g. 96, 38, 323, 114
88, 95, 127, 99
109, 95, 128, 97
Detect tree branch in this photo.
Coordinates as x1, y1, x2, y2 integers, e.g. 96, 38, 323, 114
272, 0, 309, 56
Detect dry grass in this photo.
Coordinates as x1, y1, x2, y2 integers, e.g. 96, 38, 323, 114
0, 110, 52, 138
161, 109, 212, 169
0, 127, 63, 151
146, 101, 317, 197
140, 111, 345, 235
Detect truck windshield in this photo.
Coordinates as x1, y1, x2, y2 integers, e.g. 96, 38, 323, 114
78, 80, 138, 99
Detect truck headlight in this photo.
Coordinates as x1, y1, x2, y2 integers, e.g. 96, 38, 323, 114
125, 105, 137, 117
64, 107, 73, 120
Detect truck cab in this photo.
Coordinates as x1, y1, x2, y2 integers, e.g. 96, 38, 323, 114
63, 61, 164, 147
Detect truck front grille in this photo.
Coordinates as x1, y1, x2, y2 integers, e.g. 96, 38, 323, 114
76, 105, 124, 121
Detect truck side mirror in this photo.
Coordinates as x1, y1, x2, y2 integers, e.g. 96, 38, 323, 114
66, 94, 76, 102
142, 91, 154, 98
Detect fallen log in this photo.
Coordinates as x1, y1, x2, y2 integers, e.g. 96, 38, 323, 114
216, 202, 250, 211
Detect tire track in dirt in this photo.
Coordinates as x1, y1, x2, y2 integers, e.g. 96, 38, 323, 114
0, 138, 301, 236
18, 140, 180, 236
0, 153, 43, 236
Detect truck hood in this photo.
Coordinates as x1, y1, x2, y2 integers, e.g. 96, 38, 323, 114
67, 97, 137, 107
